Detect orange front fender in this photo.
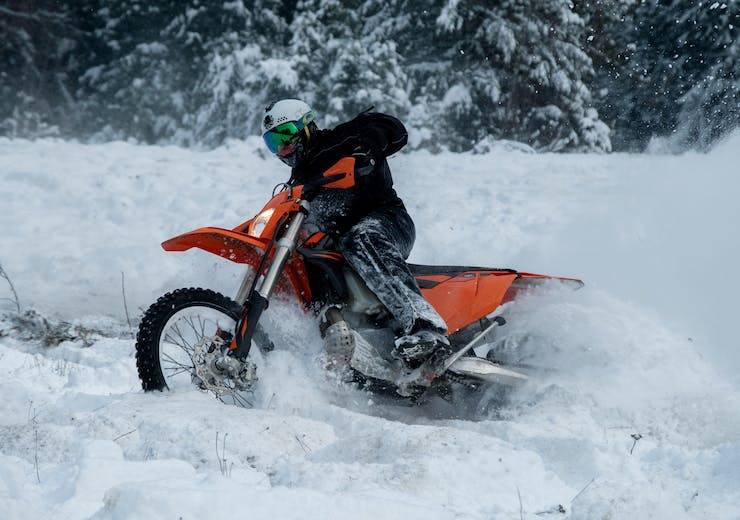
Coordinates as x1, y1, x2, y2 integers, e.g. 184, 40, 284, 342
161, 227, 313, 303
162, 227, 268, 266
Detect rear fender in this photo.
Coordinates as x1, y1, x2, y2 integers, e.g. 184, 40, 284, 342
420, 272, 518, 333
420, 271, 584, 333
502, 273, 584, 303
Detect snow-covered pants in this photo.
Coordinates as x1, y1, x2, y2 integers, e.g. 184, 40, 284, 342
338, 205, 448, 335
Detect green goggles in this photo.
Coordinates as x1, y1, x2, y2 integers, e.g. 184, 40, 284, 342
263, 113, 314, 157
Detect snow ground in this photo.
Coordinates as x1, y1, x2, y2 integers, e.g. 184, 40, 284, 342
1, 134, 739, 518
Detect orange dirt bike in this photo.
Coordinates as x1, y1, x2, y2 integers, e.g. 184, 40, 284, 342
135, 157, 583, 404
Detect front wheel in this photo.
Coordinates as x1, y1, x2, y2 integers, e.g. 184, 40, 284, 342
135, 288, 269, 402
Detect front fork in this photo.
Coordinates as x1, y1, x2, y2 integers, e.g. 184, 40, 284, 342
230, 200, 309, 359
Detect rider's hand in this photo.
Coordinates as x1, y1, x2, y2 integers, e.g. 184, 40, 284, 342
300, 180, 320, 201
301, 172, 351, 201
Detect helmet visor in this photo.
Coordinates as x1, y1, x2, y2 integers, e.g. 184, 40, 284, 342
263, 121, 303, 157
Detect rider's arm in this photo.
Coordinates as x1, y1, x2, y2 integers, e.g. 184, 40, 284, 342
326, 112, 408, 160
355, 112, 408, 158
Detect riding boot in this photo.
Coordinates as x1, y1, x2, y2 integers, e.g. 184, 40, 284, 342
393, 327, 451, 366
338, 204, 448, 355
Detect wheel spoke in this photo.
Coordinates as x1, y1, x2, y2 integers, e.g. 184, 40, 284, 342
163, 332, 192, 352
172, 323, 193, 351
196, 315, 207, 338
161, 351, 192, 371
164, 367, 192, 377
163, 364, 190, 372
233, 392, 253, 408
163, 333, 196, 367
184, 315, 202, 342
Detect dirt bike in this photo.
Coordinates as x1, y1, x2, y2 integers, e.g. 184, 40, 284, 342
135, 157, 583, 405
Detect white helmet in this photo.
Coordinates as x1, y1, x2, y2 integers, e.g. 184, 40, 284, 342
261, 99, 316, 134
261, 99, 317, 167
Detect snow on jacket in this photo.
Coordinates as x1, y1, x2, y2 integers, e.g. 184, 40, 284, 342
289, 111, 408, 234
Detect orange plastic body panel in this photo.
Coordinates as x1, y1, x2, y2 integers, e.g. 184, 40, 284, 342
232, 185, 304, 238
322, 157, 356, 188
231, 156, 354, 235
418, 272, 518, 333
161, 226, 312, 303
162, 227, 268, 265
303, 231, 327, 247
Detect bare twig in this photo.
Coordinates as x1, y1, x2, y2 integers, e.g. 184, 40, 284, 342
535, 504, 566, 516
113, 428, 138, 442
34, 427, 40, 484
144, 444, 155, 461
216, 432, 232, 477
629, 433, 643, 455
517, 486, 524, 520
223, 433, 228, 476
0, 262, 21, 313
294, 433, 310, 454
216, 432, 223, 474
267, 392, 276, 409
121, 272, 134, 339
28, 403, 41, 484
571, 475, 597, 505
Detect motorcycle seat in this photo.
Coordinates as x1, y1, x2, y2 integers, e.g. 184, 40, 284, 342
408, 264, 516, 277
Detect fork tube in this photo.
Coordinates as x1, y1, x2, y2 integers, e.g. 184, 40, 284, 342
256, 205, 307, 299
232, 202, 309, 359
234, 267, 254, 305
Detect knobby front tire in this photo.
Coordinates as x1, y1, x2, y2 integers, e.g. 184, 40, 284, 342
135, 288, 244, 391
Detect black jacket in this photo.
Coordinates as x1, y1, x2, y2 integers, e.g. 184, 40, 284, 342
290, 112, 408, 232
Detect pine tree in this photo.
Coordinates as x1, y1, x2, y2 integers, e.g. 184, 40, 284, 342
2, 0, 734, 152
188, 0, 291, 145
0, 1, 79, 136
622, 0, 739, 150
78, 0, 283, 144
359, 0, 442, 148
289, 0, 411, 128
668, 1, 739, 150
78, 1, 193, 142
573, 0, 640, 150
406, 0, 611, 152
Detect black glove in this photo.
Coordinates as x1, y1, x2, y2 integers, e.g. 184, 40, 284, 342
301, 173, 346, 201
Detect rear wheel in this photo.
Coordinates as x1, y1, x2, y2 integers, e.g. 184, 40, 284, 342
135, 288, 269, 404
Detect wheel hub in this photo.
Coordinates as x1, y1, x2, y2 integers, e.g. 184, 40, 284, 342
192, 336, 258, 396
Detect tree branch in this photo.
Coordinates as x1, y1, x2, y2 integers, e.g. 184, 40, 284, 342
0, 6, 68, 24
0, 262, 21, 313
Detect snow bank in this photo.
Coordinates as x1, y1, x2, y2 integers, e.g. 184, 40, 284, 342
1, 136, 739, 518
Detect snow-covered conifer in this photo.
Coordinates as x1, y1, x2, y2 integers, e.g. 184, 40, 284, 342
411, 0, 611, 151
666, 1, 739, 150
0, 1, 80, 137
289, 0, 411, 127
188, 0, 291, 145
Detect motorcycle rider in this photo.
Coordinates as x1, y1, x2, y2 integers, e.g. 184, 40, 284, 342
261, 99, 449, 366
